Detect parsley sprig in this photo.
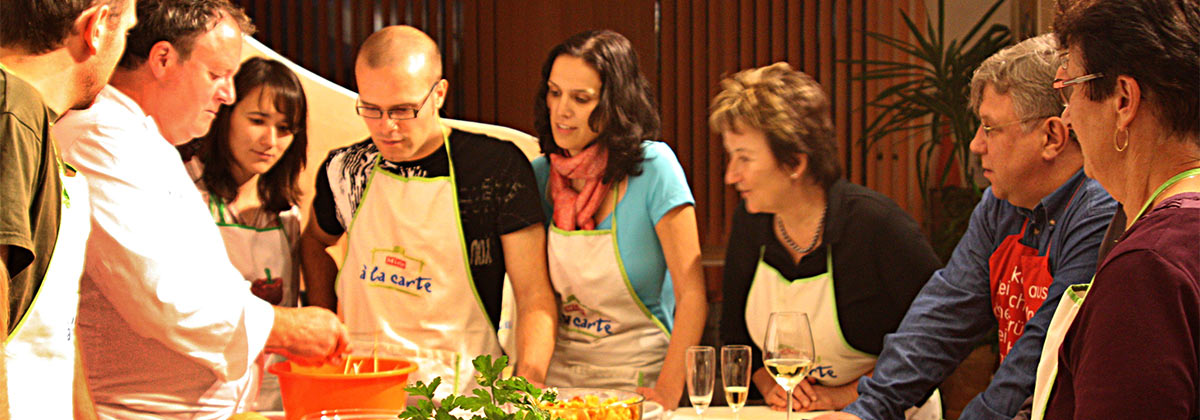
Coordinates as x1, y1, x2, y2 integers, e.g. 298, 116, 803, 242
399, 355, 559, 420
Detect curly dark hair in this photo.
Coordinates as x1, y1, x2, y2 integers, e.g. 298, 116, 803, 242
533, 29, 660, 184
0, 0, 129, 54
1054, 0, 1199, 139
195, 57, 307, 213
118, 0, 254, 70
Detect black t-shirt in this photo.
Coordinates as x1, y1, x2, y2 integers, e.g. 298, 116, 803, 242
312, 129, 545, 328
720, 179, 941, 395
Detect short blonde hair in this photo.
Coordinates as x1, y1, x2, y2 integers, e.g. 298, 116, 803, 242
709, 62, 840, 189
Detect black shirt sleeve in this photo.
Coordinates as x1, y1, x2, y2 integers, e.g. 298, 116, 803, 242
491, 139, 546, 234
312, 153, 344, 236
833, 190, 941, 354
720, 202, 770, 397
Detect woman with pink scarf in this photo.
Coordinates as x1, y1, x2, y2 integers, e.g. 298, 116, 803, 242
530, 29, 707, 410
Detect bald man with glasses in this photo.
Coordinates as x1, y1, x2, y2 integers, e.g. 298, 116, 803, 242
299, 25, 556, 397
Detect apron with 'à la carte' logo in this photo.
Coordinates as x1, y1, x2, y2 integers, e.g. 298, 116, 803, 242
335, 130, 501, 399
1030, 168, 1200, 420
745, 245, 941, 420
544, 186, 672, 390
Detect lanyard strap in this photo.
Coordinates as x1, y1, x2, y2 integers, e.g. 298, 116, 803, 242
1132, 168, 1200, 222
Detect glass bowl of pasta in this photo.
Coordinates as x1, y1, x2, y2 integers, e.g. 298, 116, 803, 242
541, 388, 645, 420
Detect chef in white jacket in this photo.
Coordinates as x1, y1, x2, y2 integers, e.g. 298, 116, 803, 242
53, 1, 349, 418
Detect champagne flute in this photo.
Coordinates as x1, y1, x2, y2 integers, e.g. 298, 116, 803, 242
721, 345, 752, 417
686, 345, 716, 418
763, 312, 815, 420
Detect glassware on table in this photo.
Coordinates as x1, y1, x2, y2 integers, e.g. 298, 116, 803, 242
685, 345, 716, 418
763, 312, 815, 420
720, 344, 752, 416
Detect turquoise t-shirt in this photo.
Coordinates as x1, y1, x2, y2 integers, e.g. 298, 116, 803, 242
532, 141, 695, 331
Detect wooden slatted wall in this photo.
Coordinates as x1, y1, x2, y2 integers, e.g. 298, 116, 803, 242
658, 0, 928, 257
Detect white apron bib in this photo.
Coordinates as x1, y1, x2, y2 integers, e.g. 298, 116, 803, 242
745, 246, 940, 420
544, 189, 671, 390
207, 197, 296, 411
1030, 167, 1200, 420
335, 131, 501, 397
5, 161, 90, 419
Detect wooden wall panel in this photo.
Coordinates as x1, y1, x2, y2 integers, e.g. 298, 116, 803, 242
235, 1, 930, 302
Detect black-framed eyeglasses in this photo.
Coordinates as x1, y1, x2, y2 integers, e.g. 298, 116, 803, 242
355, 79, 442, 121
1053, 73, 1103, 106
980, 114, 1057, 137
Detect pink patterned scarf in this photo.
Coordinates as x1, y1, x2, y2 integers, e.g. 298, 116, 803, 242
548, 146, 611, 231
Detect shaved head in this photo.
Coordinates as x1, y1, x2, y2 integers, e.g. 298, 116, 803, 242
356, 25, 442, 84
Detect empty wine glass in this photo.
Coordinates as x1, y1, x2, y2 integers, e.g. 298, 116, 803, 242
686, 345, 716, 418
763, 312, 814, 420
721, 345, 751, 418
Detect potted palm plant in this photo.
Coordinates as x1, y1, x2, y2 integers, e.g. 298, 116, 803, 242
851, 0, 1012, 261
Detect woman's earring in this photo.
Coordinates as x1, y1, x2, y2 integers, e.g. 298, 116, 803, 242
1114, 127, 1130, 152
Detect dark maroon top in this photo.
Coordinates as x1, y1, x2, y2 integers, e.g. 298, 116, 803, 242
1045, 192, 1200, 419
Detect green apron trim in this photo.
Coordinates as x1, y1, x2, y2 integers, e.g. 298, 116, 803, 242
443, 134, 495, 329
605, 186, 672, 337
1065, 283, 1089, 304
209, 196, 284, 232
752, 245, 875, 358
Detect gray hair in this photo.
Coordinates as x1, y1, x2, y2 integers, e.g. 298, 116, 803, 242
969, 34, 1064, 132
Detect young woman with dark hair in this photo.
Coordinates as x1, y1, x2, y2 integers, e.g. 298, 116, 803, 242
182, 56, 308, 411
530, 29, 707, 410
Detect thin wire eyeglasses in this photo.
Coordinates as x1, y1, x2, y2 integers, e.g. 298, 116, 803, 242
355, 79, 442, 120
980, 114, 1057, 137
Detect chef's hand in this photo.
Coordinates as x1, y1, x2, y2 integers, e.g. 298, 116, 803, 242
265, 306, 350, 366
813, 413, 863, 420
793, 376, 858, 411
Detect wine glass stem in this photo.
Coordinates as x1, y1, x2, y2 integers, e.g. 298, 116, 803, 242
785, 386, 794, 420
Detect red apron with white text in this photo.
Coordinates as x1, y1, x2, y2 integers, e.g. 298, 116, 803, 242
988, 221, 1053, 360
989, 185, 1081, 360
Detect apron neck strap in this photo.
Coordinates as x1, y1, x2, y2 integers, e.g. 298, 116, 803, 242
1132, 167, 1200, 223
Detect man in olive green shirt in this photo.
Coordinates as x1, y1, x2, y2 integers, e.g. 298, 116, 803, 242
0, 0, 137, 417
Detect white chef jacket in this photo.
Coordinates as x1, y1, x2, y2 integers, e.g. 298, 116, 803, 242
53, 85, 275, 419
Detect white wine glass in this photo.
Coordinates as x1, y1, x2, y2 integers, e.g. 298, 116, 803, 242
763, 312, 815, 420
686, 345, 716, 418
721, 344, 752, 418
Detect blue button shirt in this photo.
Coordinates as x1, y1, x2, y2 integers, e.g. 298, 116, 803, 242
843, 170, 1117, 420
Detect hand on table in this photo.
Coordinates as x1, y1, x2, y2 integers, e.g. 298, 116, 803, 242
265, 306, 350, 366
792, 377, 859, 411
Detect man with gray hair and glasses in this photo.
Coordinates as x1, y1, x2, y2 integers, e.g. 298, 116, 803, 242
818, 34, 1116, 420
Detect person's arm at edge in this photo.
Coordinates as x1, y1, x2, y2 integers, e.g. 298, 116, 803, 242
646, 204, 707, 410
835, 195, 1000, 420
500, 223, 556, 385
961, 194, 1115, 419
299, 213, 341, 311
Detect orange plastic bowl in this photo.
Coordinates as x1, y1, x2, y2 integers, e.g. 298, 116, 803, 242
268, 358, 417, 420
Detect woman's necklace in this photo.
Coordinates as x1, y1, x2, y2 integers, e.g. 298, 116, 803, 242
775, 206, 826, 255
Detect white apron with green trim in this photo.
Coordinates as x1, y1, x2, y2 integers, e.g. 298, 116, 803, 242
4, 162, 90, 419
207, 197, 295, 410
1030, 167, 1200, 420
745, 246, 940, 420
544, 194, 671, 390
335, 132, 501, 398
